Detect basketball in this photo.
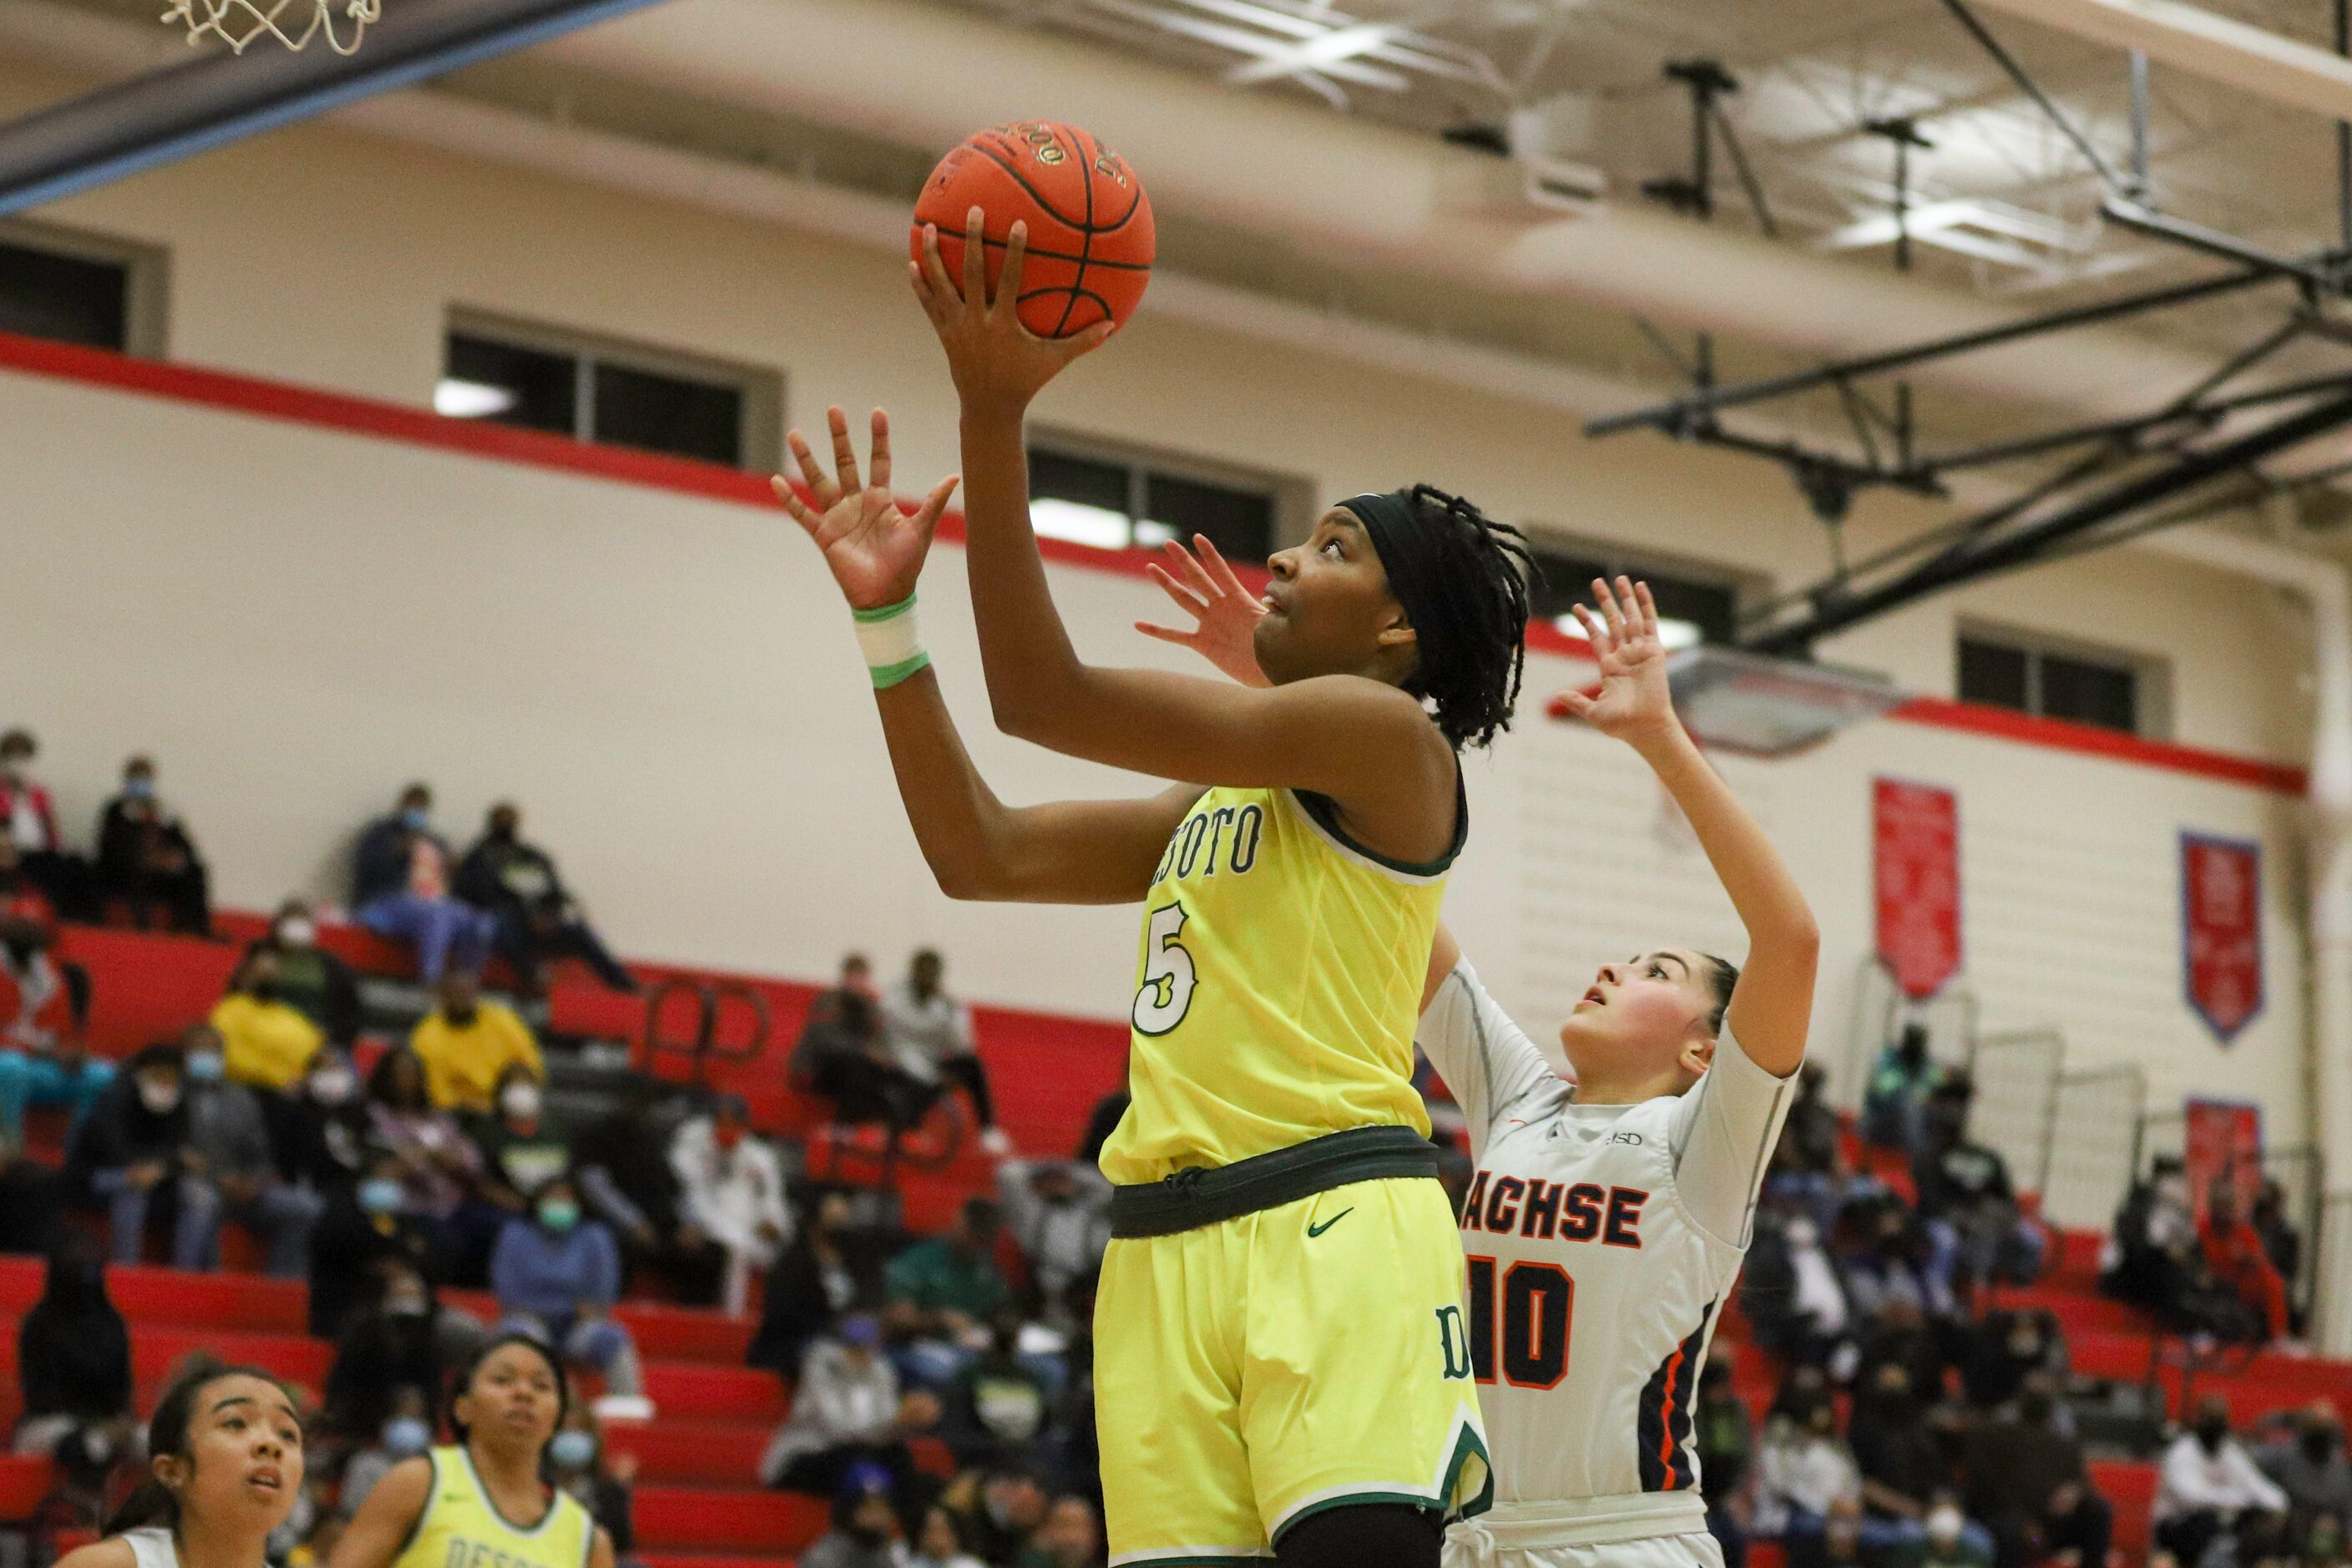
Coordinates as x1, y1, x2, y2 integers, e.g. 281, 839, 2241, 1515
912, 121, 1156, 339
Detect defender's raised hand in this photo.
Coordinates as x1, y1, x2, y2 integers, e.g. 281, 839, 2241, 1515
1136, 534, 1271, 688
1556, 576, 1681, 750
911, 208, 1115, 416
773, 406, 959, 611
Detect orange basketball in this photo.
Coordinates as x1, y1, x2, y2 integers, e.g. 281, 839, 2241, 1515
912, 122, 1155, 339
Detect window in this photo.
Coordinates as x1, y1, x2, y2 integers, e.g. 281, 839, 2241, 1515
0, 224, 165, 356
1957, 628, 2150, 734
1525, 543, 1739, 650
437, 317, 780, 469
1027, 440, 1282, 560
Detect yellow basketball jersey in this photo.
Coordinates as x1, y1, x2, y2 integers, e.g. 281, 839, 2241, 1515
1099, 780, 1462, 1184
392, 1447, 594, 1568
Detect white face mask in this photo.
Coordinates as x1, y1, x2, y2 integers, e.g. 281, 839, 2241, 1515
309, 1066, 357, 1105
500, 1083, 543, 1120
277, 918, 316, 947
137, 1078, 182, 1115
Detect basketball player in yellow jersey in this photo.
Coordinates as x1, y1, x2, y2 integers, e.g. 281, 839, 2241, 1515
770, 215, 1533, 1568
331, 1337, 609, 1568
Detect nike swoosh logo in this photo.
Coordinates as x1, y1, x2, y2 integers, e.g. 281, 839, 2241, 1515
1306, 1208, 1353, 1238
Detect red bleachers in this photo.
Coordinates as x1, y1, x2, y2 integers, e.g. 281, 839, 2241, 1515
632, 1490, 825, 1554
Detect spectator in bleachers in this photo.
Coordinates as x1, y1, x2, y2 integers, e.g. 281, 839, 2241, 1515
2258, 1402, 2352, 1560
323, 1261, 444, 1444
410, 970, 544, 1115
2156, 1394, 2290, 1568
943, 1310, 1050, 1470
67, 1040, 201, 1264
0, 1130, 65, 1254
8, 1233, 133, 1518
490, 1173, 649, 1410
307, 1153, 436, 1338
884, 949, 1008, 1154
2253, 1179, 2303, 1307
352, 783, 497, 984
887, 1197, 1011, 1388
183, 1024, 326, 1276
549, 1402, 637, 1560
1854, 1297, 1950, 1419
334, 1384, 433, 1516
1782, 1060, 1840, 1175
1695, 1353, 1755, 1568
670, 1092, 791, 1313
1960, 1378, 2111, 1568
994, 1159, 1110, 1330
456, 802, 636, 996
1912, 1076, 2042, 1287
210, 951, 326, 1094
2202, 1185, 2292, 1347
944, 1464, 1050, 1568
1959, 1307, 2066, 1413
1849, 1361, 1993, 1563
469, 1062, 571, 1212
761, 1313, 938, 1494
911, 1505, 988, 1568
366, 1044, 486, 1227
0, 729, 93, 920
274, 1049, 369, 1194
1754, 1383, 1863, 1567
2107, 1156, 2199, 1317
751, 1188, 879, 1378
94, 755, 210, 934
0, 838, 107, 1144
1840, 1198, 1960, 1326
245, 900, 364, 1049
1744, 1212, 1852, 1370
1022, 1496, 1102, 1568
796, 1464, 906, 1568
1862, 1022, 1941, 1149
576, 1079, 726, 1302
794, 961, 927, 1132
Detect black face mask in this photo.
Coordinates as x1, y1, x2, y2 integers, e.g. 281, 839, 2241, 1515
250, 981, 282, 1004
445, 1005, 478, 1028
2197, 1419, 2230, 1452
2303, 1429, 2341, 1463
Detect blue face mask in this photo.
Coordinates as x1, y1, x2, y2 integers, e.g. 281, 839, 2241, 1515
185, 1050, 225, 1084
549, 1430, 597, 1472
124, 776, 155, 801
382, 1417, 432, 1457
399, 807, 429, 832
539, 1199, 581, 1234
358, 1178, 406, 1216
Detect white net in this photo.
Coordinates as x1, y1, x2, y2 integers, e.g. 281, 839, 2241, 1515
161, 0, 377, 53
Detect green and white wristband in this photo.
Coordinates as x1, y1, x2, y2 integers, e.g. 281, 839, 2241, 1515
853, 593, 930, 690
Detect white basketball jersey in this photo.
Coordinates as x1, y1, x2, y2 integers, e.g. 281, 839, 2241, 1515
1419, 960, 1793, 1513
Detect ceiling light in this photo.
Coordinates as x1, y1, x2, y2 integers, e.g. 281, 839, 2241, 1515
433, 377, 518, 419
1031, 499, 1134, 550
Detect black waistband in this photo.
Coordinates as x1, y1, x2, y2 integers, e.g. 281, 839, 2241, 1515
1108, 1125, 1441, 1239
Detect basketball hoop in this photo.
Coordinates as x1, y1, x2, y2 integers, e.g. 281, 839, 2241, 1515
1551, 645, 1904, 757
161, 0, 377, 53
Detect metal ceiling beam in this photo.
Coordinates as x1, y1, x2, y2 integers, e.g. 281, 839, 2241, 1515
1968, 0, 2352, 126
0, 0, 673, 219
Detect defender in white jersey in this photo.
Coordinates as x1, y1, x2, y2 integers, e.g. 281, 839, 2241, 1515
1418, 577, 1819, 1568
1137, 561, 1818, 1568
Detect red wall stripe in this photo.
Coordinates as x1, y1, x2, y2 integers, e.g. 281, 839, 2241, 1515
0, 328, 2306, 796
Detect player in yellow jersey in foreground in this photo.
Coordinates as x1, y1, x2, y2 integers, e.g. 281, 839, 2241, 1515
772, 215, 1535, 1568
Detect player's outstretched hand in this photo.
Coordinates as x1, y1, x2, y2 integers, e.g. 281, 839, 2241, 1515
773, 406, 959, 612
1556, 576, 1682, 751
1136, 534, 1271, 688
912, 207, 1115, 416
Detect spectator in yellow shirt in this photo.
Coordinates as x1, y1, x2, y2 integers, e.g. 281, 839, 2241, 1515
209, 952, 325, 1091
409, 970, 543, 1113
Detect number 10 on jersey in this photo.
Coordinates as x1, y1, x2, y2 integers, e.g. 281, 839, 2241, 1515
1464, 1255, 1574, 1388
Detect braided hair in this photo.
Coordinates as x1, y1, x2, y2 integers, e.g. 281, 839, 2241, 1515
1388, 485, 1537, 750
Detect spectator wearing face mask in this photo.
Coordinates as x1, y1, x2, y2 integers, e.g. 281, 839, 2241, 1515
335, 1384, 436, 1515
180, 1024, 326, 1277
1848, 1362, 1993, 1563
410, 970, 544, 1115
1862, 1023, 1941, 1150
886, 1198, 1012, 1388
947, 1464, 1050, 1568
2202, 1184, 2293, 1347
65, 1041, 200, 1265
307, 1151, 436, 1338
883, 949, 1008, 1155
2259, 1401, 2352, 1558
365, 1044, 486, 1229
324, 1262, 445, 1442
1960, 1378, 2112, 1568
491, 1174, 650, 1411
210, 952, 326, 1094
751, 1188, 880, 1378
761, 1313, 939, 1495
670, 1094, 792, 1314
794, 958, 928, 1133
455, 802, 636, 996
10, 1234, 134, 1520
1960, 1308, 2065, 1413
2155, 1394, 2289, 1568
910, 1505, 987, 1568
1744, 1211, 1851, 1370
94, 756, 210, 935
994, 1158, 1109, 1330
1841, 1198, 1960, 1327
1913, 1076, 2043, 1287
0, 837, 106, 1145
272, 1050, 369, 1191
1753, 1384, 1862, 1560
0, 729, 93, 920
797, 1465, 906, 1568
245, 901, 364, 1049
943, 1310, 1050, 1471
1017, 1497, 1100, 1568
576, 1079, 726, 1304
1694, 1353, 1755, 1568
549, 1401, 637, 1557
450, 1063, 573, 1282
351, 783, 498, 983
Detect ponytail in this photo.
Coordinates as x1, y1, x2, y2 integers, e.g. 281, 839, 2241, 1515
104, 1359, 299, 1538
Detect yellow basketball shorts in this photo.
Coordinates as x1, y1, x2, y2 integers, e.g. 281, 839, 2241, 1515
1095, 1174, 1492, 1566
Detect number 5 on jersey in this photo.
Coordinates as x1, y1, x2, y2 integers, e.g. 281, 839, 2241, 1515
1132, 900, 1196, 1035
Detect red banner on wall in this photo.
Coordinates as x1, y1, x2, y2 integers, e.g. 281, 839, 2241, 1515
1874, 778, 1961, 1000
2183, 1098, 2263, 1223
2182, 832, 2263, 1044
